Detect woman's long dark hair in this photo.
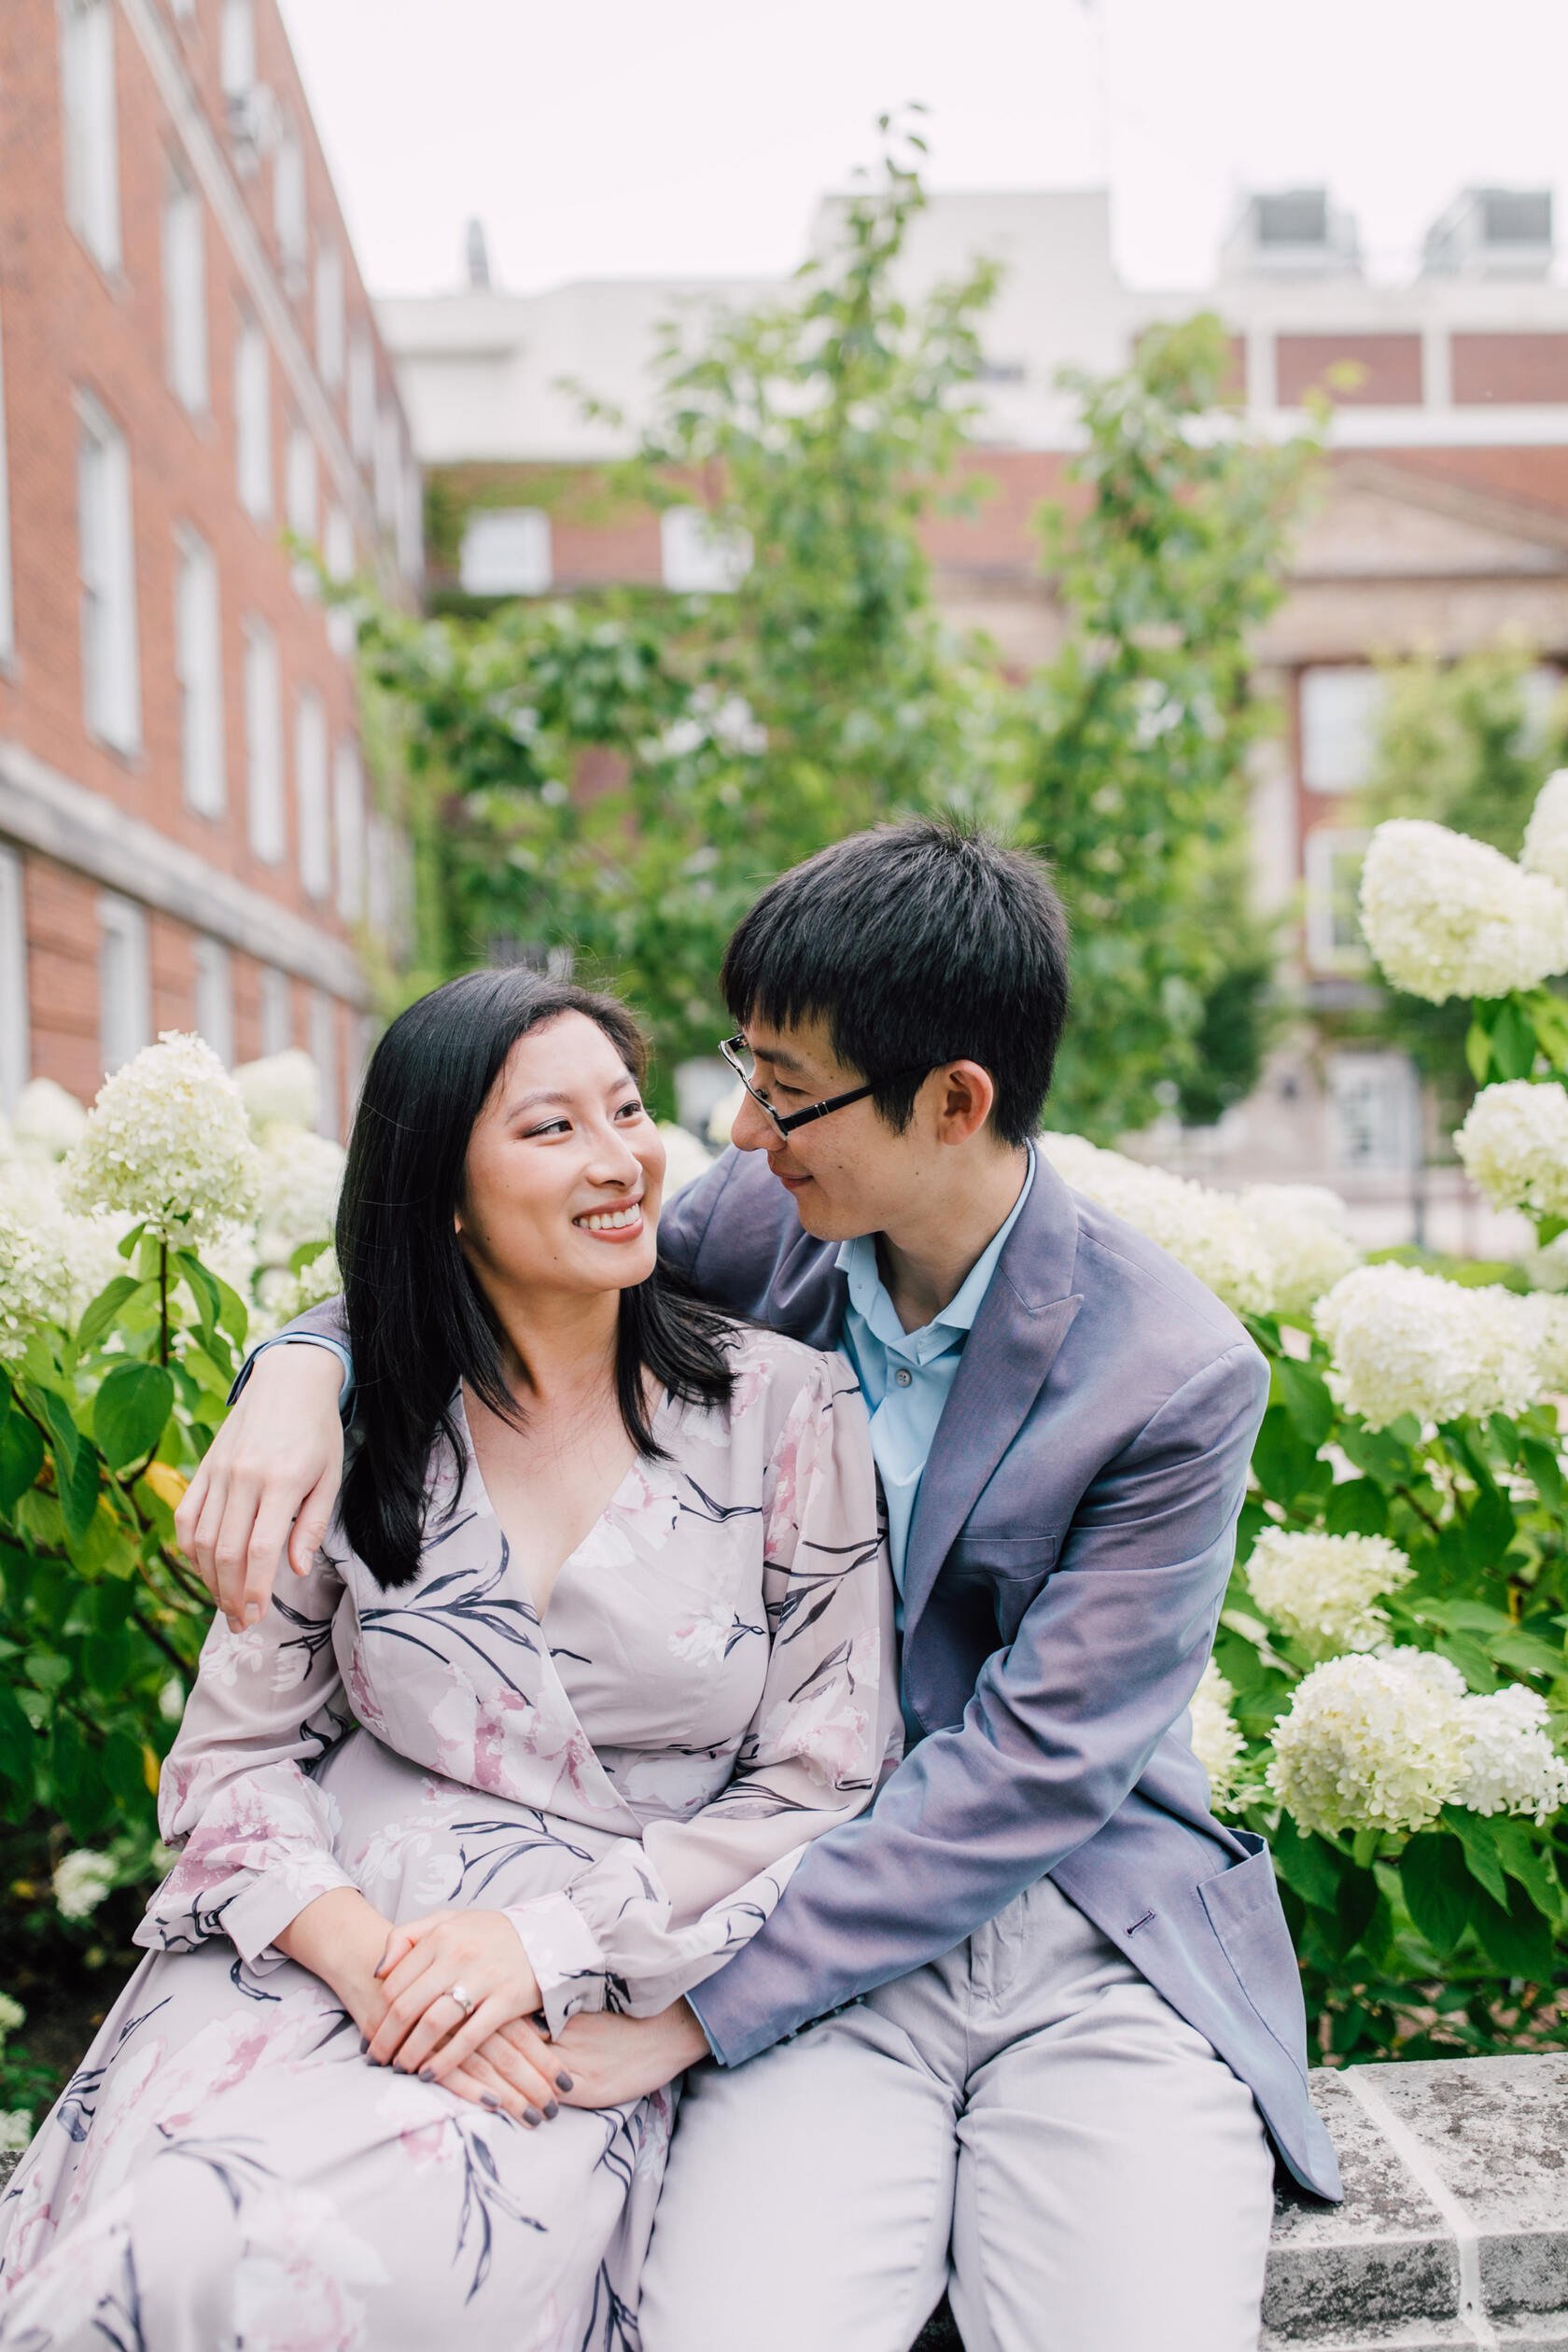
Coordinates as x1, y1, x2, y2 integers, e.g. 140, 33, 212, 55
336, 967, 735, 1589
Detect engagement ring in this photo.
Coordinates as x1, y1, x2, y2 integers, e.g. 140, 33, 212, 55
447, 1981, 475, 2017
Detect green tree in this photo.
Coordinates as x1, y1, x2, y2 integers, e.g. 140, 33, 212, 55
1025, 316, 1321, 1138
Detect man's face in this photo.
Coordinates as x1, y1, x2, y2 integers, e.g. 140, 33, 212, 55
729, 1015, 924, 1242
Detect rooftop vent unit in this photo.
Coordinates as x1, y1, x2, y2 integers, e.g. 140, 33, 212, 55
1422, 187, 1554, 279
1221, 188, 1361, 279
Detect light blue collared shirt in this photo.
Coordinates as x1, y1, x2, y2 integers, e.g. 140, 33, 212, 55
835, 1148, 1035, 1616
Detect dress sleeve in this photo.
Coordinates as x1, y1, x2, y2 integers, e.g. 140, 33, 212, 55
132, 1545, 357, 1967
503, 1355, 901, 2032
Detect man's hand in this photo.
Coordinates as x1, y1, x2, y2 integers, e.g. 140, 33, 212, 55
547, 2002, 710, 2109
175, 1343, 345, 1631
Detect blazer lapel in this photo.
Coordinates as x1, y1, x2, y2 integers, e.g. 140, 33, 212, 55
900, 1151, 1085, 1639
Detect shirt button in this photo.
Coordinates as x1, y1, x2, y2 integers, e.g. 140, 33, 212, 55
893, 1367, 914, 1388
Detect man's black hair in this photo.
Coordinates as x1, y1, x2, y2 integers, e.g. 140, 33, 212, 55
721, 819, 1071, 1147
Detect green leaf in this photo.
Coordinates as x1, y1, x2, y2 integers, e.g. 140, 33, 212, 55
93, 1363, 175, 1474
1270, 1815, 1344, 1913
1490, 1630, 1567, 1682
1467, 1876, 1556, 1981
1521, 1438, 1564, 1516
1465, 1015, 1494, 1087
1271, 1355, 1334, 1449
76, 1275, 146, 1352
1489, 997, 1537, 1081
1398, 1832, 1472, 1956
0, 1412, 44, 1511
1443, 1804, 1509, 1907
41, 1393, 100, 1543
213, 1278, 249, 1348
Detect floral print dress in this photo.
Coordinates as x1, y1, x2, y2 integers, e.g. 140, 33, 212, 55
0, 1330, 896, 2352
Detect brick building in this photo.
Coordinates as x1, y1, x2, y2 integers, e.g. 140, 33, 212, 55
380, 188, 1568, 1232
0, 0, 420, 1138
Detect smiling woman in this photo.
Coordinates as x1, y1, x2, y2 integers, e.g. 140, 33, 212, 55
0, 968, 897, 2352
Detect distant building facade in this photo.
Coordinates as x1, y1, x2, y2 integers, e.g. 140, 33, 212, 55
378, 185, 1568, 1233
0, 0, 420, 1137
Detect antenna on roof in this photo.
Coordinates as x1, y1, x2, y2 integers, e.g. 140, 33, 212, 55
464, 217, 491, 290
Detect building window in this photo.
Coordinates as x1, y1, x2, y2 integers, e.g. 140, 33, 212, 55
273, 118, 307, 291
295, 687, 330, 900
0, 847, 27, 1111
162, 165, 207, 413
219, 0, 255, 104
77, 394, 141, 754
373, 403, 399, 533
1304, 827, 1372, 974
192, 935, 233, 1065
324, 506, 355, 657
458, 508, 551, 596
62, 0, 121, 273
660, 505, 752, 594
334, 736, 364, 918
399, 456, 423, 582
234, 315, 272, 521
98, 892, 149, 1074
258, 963, 292, 1054
367, 811, 393, 933
1328, 1050, 1421, 1176
175, 528, 224, 816
315, 240, 344, 388
243, 618, 285, 863
0, 295, 14, 665
309, 989, 339, 1140
348, 329, 375, 463
286, 421, 317, 579
1299, 665, 1385, 795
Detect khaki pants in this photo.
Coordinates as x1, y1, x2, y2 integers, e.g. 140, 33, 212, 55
640, 1872, 1275, 2352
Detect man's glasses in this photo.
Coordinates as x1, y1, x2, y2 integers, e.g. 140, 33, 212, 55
719, 1034, 927, 1140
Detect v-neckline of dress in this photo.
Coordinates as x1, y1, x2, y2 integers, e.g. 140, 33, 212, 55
452, 1383, 675, 1630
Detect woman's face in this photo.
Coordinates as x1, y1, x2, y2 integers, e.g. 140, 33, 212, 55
456, 1012, 665, 1309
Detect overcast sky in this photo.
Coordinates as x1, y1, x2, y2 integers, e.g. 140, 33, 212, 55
277, 0, 1568, 299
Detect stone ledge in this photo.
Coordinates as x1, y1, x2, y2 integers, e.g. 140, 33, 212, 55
911, 2054, 1568, 2352
3, 2054, 1563, 2345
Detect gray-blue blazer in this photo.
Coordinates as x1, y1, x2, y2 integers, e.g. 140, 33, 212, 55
659, 1142, 1342, 2200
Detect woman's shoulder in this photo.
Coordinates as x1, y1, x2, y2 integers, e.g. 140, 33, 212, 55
715, 1323, 857, 1428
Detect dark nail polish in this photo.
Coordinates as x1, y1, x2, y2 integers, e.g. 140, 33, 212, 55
554, 2071, 574, 2093
482, 2093, 502, 2111
418, 2067, 434, 2083
523, 2107, 542, 2127
358, 2036, 368, 2053
542, 2099, 559, 2121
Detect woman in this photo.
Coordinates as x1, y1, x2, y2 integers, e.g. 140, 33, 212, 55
0, 972, 897, 2351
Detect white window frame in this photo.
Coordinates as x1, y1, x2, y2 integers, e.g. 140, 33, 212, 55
234, 313, 272, 521
191, 935, 233, 1066
373, 402, 399, 533
1299, 665, 1386, 796
324, 505, 355, 657
1328, 1049, 1421, 1178
243, 617, 285, 863
97, 892, 149, 1075
347, 329, 375, 463
1304, 826, 1372, 975
273, 117, 307, 290
315, 240, 344, 388
175, 526, 225, 816
0, 847, 28, 1111
309, 988, 339, 1140
162, 162, 208, 414
458, 508, 552, 597
295, 686, 330, 901
286, 420, 317, 581
660, 505, 752, 594
333, 735, 364, 919
0, 294, 14, 665
219, 0, 255, 103
61, 0, 121, 274
77, 392, 141, 755
399, 455, 423, 582
258, 963, 292, 1055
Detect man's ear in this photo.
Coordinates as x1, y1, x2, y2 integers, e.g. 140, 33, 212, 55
931, 1060, 997, 1146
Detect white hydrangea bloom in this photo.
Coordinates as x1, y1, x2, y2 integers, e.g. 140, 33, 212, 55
1040, 1135, 1275, 1316
1359, 819, 1568, 1004
1188, 1659, 1246, 1813
0, 1993, 24, 2039
60, 1211, 133, 1323
0, 1193, 69, 1358
61, 1033, 260, 1242
0, 2112, 32, 2155
52, 1848, 117, 1921
1316, 1261, 1554, 1428
1245, 1530, 1413, 1658
1267, 1652, 1468, 1836
707, 1083, 745, 1148
253, 1246, 343, 1341
1520, 768, 1568, 893
657, 1122, 714, 1202
1239, 1185, 1362, 1315
1453, 1685, 1568, 1824
0, 1160, 129, 1329
1455, 1080, 1568, 1221
235, 1050, 320, 1135
9, 1077, 88, 1162
1375, 1645, 1468, 1700
255, 1127, 345, 1261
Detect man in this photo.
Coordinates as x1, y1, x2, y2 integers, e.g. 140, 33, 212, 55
184, 821, 1340, 2352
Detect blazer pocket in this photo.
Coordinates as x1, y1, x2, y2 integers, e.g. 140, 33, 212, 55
1198, 1837, 1310, 2080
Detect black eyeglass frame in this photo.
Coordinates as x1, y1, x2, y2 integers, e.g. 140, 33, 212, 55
719, 1033, 929, 1139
